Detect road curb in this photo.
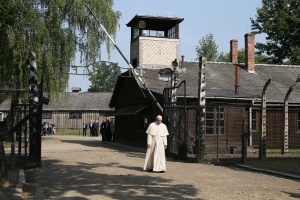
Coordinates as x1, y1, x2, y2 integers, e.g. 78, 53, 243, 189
12, 169, 25, 200
236, 164, 300, 181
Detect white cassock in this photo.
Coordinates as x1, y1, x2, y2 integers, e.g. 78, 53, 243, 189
143, 122, 169, 172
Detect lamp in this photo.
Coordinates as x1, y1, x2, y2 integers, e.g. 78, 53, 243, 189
172, 59, 178, 70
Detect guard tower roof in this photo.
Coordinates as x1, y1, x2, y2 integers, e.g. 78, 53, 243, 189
126, 14, 184, 30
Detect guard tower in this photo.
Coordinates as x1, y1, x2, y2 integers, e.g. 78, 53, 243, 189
126, 15, 184, 69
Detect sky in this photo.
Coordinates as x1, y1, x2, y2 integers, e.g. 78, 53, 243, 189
67, 0, 265, 92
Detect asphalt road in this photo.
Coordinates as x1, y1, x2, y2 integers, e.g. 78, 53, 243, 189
21, 136, 300, 200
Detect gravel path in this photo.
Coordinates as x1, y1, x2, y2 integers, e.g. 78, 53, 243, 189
22, 136, 300, 200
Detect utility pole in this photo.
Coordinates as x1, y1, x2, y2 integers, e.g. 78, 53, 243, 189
282, 74, 300, 154
259, 77, 272, 160
196, 57, 206, 162
27, 51, 41, 163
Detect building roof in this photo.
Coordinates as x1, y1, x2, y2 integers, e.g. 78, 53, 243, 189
46, 92, 114, 111
126, 14, 184, 30
131, 61, 300, 104
0, 92, 114, 111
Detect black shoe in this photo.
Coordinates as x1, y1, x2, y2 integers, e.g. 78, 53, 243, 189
146, 169, 153, 172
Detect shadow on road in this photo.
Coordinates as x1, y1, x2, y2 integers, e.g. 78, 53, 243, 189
22, 137, 203, 199
24, 158, 202, 199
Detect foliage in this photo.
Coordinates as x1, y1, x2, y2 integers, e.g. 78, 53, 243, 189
217, 49, 245, 63
88, 62, 121, 92
195, 33, 218, 61
251, 0, 300, 64
0, 0, 121, 98
217, 52, 230, 62
217, 49, 271, 64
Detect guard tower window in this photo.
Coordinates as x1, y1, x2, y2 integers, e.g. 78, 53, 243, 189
168, 27, 176, 38
140, 29, 165, 37
133, 27, 139, 40
127, 15, 184, 41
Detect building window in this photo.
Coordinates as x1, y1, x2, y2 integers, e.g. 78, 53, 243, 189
69, 112, 82, 119
205, 107, 225, 135
42, 111, 52, 119
252, 110, 257, 131
133, 27, 139, 40
168, 26, 176, 38
297, 112, 300, 131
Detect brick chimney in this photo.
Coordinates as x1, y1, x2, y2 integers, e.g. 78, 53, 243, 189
230, 40, 238, 63
245, 33, 255, 72
230, 40, 240, 94
181, 55, 185, 68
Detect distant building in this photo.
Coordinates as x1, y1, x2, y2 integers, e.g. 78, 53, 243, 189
109, 15, 300, 157
0, 91, 114, 132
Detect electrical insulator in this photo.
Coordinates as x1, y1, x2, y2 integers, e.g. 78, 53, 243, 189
174, 72, 178, 86
199, 69, 206, 107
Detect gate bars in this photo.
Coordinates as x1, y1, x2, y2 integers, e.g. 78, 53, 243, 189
163, 81, 187, 159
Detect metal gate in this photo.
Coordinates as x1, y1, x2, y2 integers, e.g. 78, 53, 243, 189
163, 81, 187, 159
185, 103, 247, 163
0, 51, 43, 169
204, 103, 246, 162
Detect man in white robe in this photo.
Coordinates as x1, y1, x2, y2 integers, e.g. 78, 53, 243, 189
143, 115, 169, 172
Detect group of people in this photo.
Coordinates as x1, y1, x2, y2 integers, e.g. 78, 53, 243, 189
82, 119, 114, 142
42, 121, 55, 136
100, 119, 114, 142
83, 119, 100, 137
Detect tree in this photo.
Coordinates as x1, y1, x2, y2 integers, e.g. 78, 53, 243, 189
0, 1, 121, 166
217, 49, 245, 63
88, 62, 121, 92
217, 48, 271, 64
0, 0, 121, 96
251, 0, 300, 64
195, 33, 218, 61
0, 0, 120, 131
217, 52, 230, 62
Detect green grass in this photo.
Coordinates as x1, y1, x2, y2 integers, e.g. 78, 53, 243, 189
244, 157, 300, 175
267, 149, 300, 153
55, 128, 82, 135
3, 141, 11, 148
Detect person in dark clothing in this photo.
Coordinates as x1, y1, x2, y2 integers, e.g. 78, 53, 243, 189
42, 122, 48, 136
47, 122, 53, 135
83, 122, 87, 137
89, 120, 94, 136
100, 120, 106, 141
110, 120, 115, 142
95, 120, 99, 137
105, 119, 111, 141
92, 120, 97, 137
